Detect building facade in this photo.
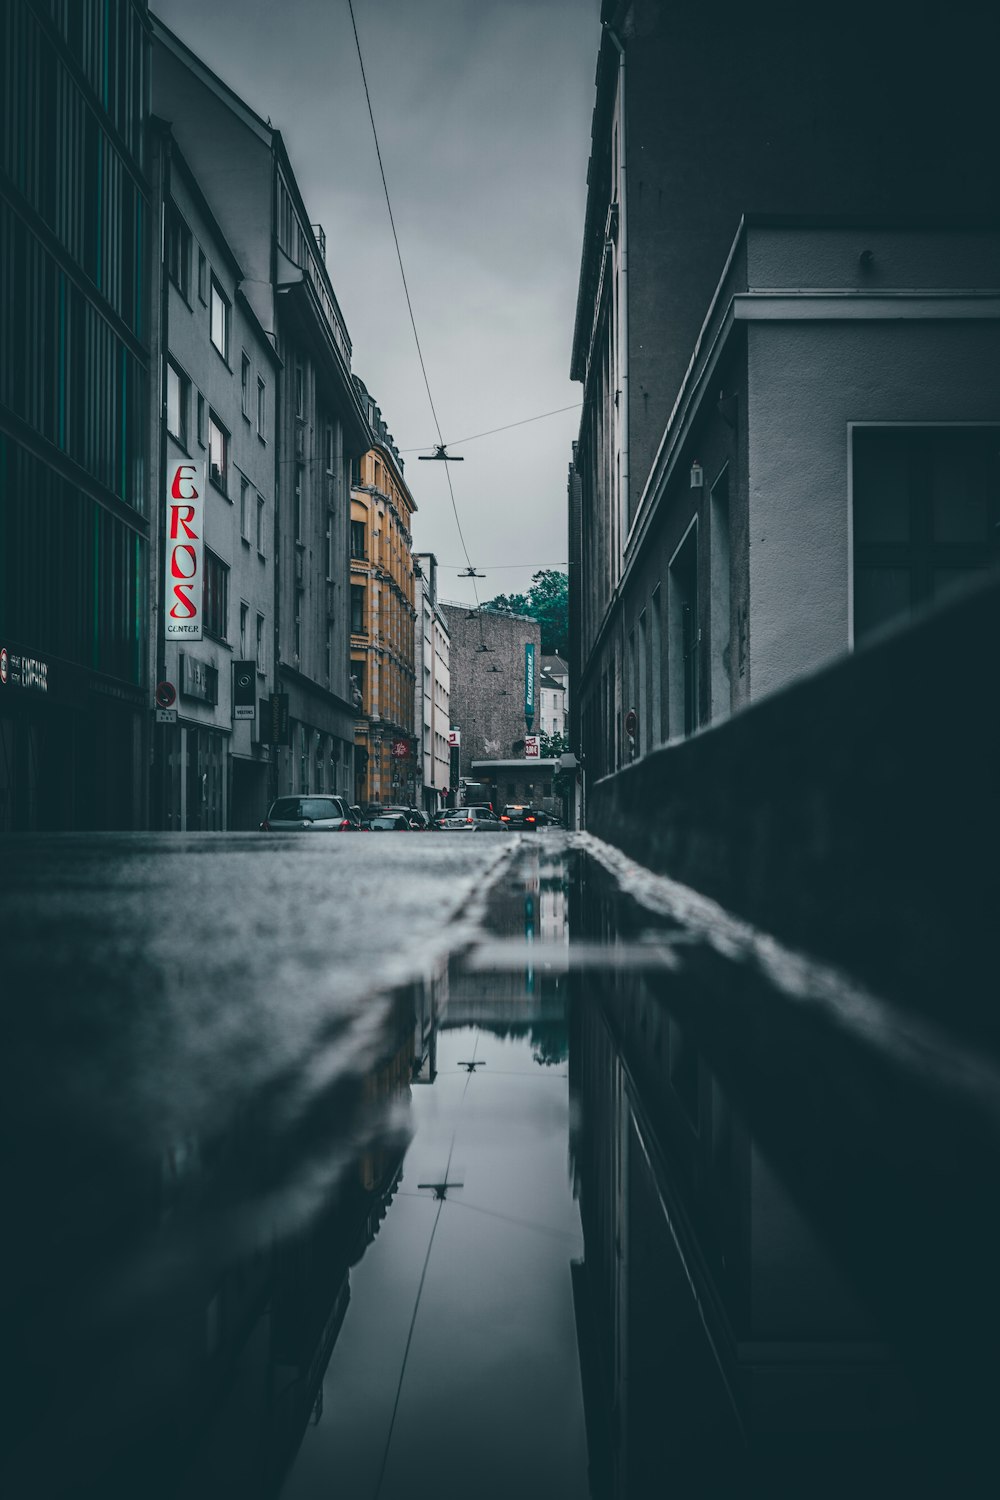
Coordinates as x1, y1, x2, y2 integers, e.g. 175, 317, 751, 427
539, 654, 568, 740
152, 18, 370, 809
440, 605, 541, 780
570, 0, 1000, 794
1, 0, 151, 830
413, 554, 451, 813
350, 381, 417, 809
148, 127, 279, 830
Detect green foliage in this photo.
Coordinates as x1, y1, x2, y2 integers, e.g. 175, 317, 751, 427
482, 569, 568, 657
539, 730, 569, 759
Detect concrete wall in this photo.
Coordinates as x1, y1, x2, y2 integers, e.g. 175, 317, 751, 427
747, 319, 1000, 701
440, 607, 541, 777
587, 574, 1000, 1044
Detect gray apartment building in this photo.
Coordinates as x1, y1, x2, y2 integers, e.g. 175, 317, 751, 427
413, 554, 451, 813
570, 0, 1000, 786
147, 125, 280, 830
151, 18, 370, 807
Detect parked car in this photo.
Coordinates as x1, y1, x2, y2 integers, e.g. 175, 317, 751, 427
430, 808, 462, 830
440, 807, 508, 833
366, 812, 411, 831
385, 805, 429, 830
259, 795, 353, 831
348, 804, 369, 831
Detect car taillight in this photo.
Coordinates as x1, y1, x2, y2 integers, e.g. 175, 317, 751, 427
259, 820, 271, 831
526, 816, 535, 823
339, 819, 351, 830
465, 818, 473, 825
501, 815, 510, 822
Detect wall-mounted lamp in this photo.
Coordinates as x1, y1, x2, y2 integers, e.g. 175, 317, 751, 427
690, 461, 703, 490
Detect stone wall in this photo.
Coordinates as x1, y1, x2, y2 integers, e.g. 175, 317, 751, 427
440, 606, 541, 777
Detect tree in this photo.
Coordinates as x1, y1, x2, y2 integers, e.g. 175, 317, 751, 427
481, 569, 568, 657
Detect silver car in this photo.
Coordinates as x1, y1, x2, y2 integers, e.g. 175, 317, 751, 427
260, 795, 353, 831
441, 807, 508, 832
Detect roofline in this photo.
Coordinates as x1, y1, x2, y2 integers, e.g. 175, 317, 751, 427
150, 14, 274, 142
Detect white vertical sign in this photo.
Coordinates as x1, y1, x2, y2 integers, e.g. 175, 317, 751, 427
165, 461, 205, 641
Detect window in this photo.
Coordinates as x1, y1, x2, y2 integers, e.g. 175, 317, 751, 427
294, 466, 304, 541
668, 523, 699, 739
256, 613, 265, 672
196, 392, 205, 447
352, 659, 366, 706
351, 584, 366, 634
203, 550, 229, 640
240, 601, 248, 655
256, 494, 266, 554
351, 455, 361, 487
294, 591, 303, 659
257, 377, 266, 439
210, 278, 230, 360
295, 364, 304, 417
197, 248, 207, 302
325, 424, 335, 473
166, 361, 188, 446
240, 476, 251, 540
852, 427, 1000, 643
208, 413, 229, 491
165, 203, 191, 298
241, 353, 251, 418
709, 467, 731, 723
325, 512, 334, 580
351, 520, 366, 559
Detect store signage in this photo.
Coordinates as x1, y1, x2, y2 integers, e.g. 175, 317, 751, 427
448, 728, 461, 748
180, 653, 218, 705
391, 738, 410, 759
165, 461, 205, 641
524, 734, 540, 759
232, 661, 256, 720
0, 645, 49, 692
260, 692, 290, 745
524, 642, 535, 725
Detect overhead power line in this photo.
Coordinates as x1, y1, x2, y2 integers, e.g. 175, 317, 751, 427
346, 0, 484, 613
399, 401, 585, 453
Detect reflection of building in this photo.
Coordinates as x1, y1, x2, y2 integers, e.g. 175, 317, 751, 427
1, 1, 151, 831
413, 553, 451, 813
570, 1, 1000, 788
351, 380, 417, 808
148, 126, 279, 829
153, 19, 370, 808
440, 604, 541, 776
569, 866, 916, 1495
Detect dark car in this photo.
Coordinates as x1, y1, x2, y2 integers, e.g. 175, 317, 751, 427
259, 795, 353, 831
385, 805, 429, 830
500, 804, 540, 830
367, 813, 410, 831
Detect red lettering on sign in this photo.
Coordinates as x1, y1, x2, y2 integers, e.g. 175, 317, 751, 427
170, 544, 197, 579
169, 504, 198, 539
170, 466, 200, 501
169, 584, 198, 619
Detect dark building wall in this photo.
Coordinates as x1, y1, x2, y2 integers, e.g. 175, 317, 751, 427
587, 574, 1000, 1044
0, 0, 151, 830
440, 606, 541, 778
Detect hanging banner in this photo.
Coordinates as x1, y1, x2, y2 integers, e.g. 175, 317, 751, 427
524, 642, 536, 726
165, 461, 205, 641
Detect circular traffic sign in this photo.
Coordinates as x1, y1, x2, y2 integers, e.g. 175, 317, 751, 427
155, 680, 176, 709
0, 647, 8, 686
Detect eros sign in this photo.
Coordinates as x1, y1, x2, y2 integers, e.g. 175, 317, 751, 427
165, 462, 205, 641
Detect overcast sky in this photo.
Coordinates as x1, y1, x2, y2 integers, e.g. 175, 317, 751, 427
154, 0, 602, 606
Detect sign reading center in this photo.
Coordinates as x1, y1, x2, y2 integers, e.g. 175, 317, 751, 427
165, 461, 205, 641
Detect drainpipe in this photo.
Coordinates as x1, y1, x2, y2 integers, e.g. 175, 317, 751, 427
605, 20, 629, 567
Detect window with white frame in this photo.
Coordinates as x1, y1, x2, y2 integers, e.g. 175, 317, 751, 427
210, 278, 230, 360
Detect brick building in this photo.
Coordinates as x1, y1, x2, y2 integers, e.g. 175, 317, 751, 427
439, 605, 541, 779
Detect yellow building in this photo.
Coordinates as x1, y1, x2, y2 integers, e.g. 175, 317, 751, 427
351, 381, 417, 808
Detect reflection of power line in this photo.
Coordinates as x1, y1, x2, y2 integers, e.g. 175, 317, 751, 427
445, 1195, 580, 1244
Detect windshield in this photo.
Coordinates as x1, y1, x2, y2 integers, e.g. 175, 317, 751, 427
269, 798, 342, 820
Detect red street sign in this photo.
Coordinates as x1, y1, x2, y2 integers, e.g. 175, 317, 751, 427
391, 738, 409, 759
625, 708, 638, 738
155, 681, 177, 708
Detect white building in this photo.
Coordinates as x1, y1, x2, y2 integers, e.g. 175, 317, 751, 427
414, 554, 451, 812
539, 654, 568, 740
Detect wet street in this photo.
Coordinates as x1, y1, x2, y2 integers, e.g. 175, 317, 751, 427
3, 831, 1000, 1498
